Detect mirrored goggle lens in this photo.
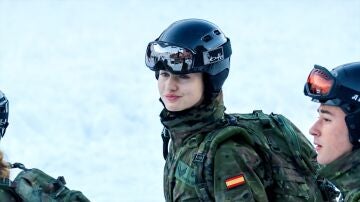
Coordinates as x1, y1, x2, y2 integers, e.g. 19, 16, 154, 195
145, 42, 194, 73
306, 67, 334, 96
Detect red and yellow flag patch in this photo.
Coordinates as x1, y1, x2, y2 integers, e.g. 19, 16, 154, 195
225, 174, 246, 189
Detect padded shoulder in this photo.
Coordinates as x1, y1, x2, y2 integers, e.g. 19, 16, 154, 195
0, 178, 21, 202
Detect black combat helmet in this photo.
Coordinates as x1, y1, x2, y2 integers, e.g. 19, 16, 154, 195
304, 62, 360, 146
0, 91, 9, 140
145, 18, 232, 101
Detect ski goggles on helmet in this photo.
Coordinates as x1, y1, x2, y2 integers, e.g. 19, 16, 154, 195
145, 39, 231, 75
304, 65, 360, 106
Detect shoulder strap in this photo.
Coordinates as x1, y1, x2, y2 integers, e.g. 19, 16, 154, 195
270, 113, 318, 174
226, 111, 273, 163
161, 128, 171, 160
230, 111, 274, 188
192, 124, 254, 201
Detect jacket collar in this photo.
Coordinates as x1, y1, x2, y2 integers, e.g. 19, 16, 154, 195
319, 149, 360, 198
160, 93, 226, 147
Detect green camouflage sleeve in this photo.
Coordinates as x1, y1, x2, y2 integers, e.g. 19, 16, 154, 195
346, 189, 360, 202
213, 139, 268, 202
58, 189, 91, 202
0, 188, 20, 202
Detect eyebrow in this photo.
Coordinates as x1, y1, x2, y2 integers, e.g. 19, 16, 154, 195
317, 108, 334, 116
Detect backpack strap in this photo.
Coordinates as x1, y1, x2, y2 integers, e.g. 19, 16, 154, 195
10, 162, 30, 171
161, 128, 171, 160
270, 113, 317, 174
192, 128, 219, 202
192, 124, 254, 202
232, 111, 275, 190
192, 130, 220, 201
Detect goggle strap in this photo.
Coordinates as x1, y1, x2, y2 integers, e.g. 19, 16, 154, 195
338, 85, 360, 106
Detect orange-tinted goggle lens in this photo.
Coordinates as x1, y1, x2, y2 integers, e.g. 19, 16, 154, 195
306, 68, 334, 96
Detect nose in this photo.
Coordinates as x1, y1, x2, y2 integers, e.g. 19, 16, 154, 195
309, 120, 320, 137
165, 75, 178, 91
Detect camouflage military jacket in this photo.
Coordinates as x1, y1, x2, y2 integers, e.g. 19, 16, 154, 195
319, 149, 360, 202
0, 172, 90, 202
160, 94, 327, 201
161, 95, 266, 201
161, 96, 265, 201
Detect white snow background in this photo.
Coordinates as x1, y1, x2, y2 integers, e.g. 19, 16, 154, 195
0, 0, 359, 201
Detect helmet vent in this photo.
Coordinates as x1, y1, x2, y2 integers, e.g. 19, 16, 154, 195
214, 30, 221, 35
202, 35, 212, 42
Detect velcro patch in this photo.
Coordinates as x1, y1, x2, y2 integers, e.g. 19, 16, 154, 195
225, 174, 245, 189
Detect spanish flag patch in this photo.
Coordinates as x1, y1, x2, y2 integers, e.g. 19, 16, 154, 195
225, 174, 246, 189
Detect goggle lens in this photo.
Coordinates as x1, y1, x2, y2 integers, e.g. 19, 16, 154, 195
305, 64, 360, 109
145, 42, 194, 73
307, 68, 334, 96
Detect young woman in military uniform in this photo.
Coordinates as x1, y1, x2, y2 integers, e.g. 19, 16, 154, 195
145, 19, 333, 201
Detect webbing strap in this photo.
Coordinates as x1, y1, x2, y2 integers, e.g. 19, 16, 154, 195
271, 114, 315, 174
277, 115, 302, 155
192, 129, 219, 202
161, 128, 170, 160
197, 184, 212, 202
10, 162, 30, 171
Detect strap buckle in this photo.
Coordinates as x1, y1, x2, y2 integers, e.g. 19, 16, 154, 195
193, 153, 206, 163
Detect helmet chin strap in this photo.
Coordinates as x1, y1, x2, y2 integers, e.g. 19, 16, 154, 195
345, 109, 360, 149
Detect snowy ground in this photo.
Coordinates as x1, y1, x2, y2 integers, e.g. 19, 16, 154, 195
0, 0, 359, 201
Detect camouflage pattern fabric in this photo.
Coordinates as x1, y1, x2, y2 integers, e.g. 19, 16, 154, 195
0, 189, 20, 202
160, 94, 333, 201
0, 178, 21, 202
319, 149, 360, 202
13, 168, 90, 202
0, 168, 90, 202
161, 94, 228, 201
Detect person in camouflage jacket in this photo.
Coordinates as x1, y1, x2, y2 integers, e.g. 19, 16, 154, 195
146, 18, 334, 201
305, 62, 360, 202
0, 90, 90, 202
